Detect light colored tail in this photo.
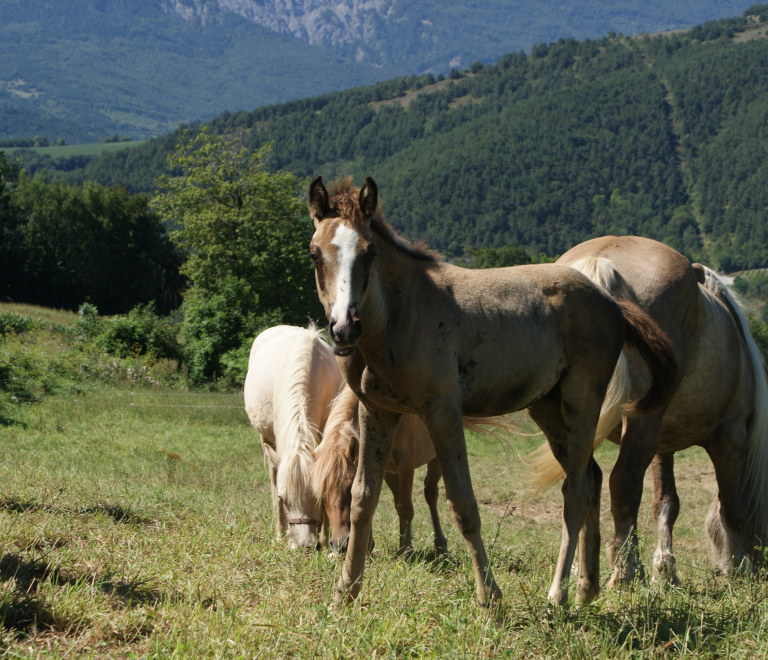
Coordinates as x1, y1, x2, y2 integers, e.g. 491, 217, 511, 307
528, 257, 631, 492
699, 266, 768, 542
463, 413, 539, 457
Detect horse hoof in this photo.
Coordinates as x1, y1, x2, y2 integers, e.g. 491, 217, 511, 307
576, 583, 600, 605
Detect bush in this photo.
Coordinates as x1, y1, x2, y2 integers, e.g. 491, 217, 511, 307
97, 304, 181, 360
469, 245, 531, 268
0, 314, 31, 336
71, 303, 101, 340
180, 277, 281, 383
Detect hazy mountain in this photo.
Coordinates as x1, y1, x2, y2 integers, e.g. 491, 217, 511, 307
165, 0, 750, 71
0, 0, 399, 142
0, 0, 753, 143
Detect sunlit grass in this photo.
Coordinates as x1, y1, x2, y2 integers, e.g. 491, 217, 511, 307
0, 304, 78, 327
0, 387, 766, 658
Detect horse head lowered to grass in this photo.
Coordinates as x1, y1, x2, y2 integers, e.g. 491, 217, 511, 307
307, 175, 677, 606
311, 382, 522, 555
244, 325, 342, 549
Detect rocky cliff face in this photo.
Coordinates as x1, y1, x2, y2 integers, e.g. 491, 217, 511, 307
162, 0, 410, 65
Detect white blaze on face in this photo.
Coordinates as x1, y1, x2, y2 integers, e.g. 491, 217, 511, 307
330, 224, 361, 323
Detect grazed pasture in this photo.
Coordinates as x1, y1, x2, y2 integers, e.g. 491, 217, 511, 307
0, 390, 767, 658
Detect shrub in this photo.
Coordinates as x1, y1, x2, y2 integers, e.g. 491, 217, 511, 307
0, 314, 31, 336
180, 277, 281, 383
97, 304, 181, 360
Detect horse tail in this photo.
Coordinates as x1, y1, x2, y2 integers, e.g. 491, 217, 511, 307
528, 257, 678, 491
698, 265, 768, 542
617, 298, 678, 416
528, 257, 633, 492
310, 384, 360, 501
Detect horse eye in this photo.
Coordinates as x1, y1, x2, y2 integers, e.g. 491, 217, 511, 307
364, 244, 376, 260
309, 251, 319, 264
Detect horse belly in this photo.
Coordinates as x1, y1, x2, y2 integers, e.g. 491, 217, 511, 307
460, 345, 566, 417
658, 295, 742, 450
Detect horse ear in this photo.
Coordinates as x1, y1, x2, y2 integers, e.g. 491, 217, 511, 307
262, 441, 280, 469
359, 177, 378, 219
309, 175, 330, 225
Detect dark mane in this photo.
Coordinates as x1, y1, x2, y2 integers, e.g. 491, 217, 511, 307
329, 178, 435, 262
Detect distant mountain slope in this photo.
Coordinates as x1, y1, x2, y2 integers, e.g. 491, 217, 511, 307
11, 10, 768, 271
167, 0, 749, 71
0, 0, 399, 142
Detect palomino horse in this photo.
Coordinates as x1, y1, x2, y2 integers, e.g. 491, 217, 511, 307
307, 176, 677, 606
311, 383, 520, 554
530, 236, 768, 585
244, 325, 343, 549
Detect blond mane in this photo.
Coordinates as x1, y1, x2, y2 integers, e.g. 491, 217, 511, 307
273, 324, 328, 504
311, 384, 360, 499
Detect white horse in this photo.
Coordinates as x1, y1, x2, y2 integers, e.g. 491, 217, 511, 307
244, 325, 343, 549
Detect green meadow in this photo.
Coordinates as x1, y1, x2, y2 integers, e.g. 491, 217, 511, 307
1, 310, 767, 657
1, 388, 766, 657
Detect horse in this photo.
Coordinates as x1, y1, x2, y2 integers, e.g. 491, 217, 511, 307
306, 176, 677, 606
529, 236, 768, 586
244, 325, 343, 549
311, 383, 522, 555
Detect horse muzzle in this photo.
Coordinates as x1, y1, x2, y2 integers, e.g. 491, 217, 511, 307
330, 536, 349, 553
330, 306, 362, 354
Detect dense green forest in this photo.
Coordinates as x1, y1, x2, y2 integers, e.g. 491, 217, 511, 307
20, 7, 768, 270
0, 153, 183, 315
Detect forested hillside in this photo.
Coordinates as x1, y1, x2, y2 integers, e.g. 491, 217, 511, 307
8, 9, 768, 270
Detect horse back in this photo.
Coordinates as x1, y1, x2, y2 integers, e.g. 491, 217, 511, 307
415, 263, 625, 416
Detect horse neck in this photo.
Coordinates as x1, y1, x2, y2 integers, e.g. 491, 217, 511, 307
273, 335, 323, 497
361, 235, 425, 346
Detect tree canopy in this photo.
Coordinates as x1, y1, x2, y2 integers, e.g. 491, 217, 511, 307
153, 129, 321, 381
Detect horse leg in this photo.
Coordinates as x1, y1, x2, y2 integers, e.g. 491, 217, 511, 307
335, 403, 401, 605
396, 465, 415, 556
383, 471, 413, 555
650, 453, 681, 584
529, 377, 602, 606
424, 458, 448, 555
426, 399, 501, 606
320, 507, 330, 549
706, 426, 752, 574
267, 458, 287, 540
606, 414, 662, 590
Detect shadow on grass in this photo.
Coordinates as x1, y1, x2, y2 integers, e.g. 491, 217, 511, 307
0, 413, 27, 429
101, 575, 163, 606
0, 498, 151, 525
0, 553, 79, 636
78, 502, 150, 526
406, 547, 464, 574
496, 578, 768, 655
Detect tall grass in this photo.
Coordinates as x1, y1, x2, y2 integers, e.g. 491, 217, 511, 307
0, 303, 78, 327
0, 389, 766, 657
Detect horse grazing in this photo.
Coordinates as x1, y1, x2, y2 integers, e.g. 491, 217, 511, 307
307, 176, 677, 606
244, 325, 343, 549
311, 383, 520, 555
530, 236, 768, 585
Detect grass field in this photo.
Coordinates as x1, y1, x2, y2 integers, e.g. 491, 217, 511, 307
1, 386, 767, 658
0, 304, 78, 327
0, 142, 147, 159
